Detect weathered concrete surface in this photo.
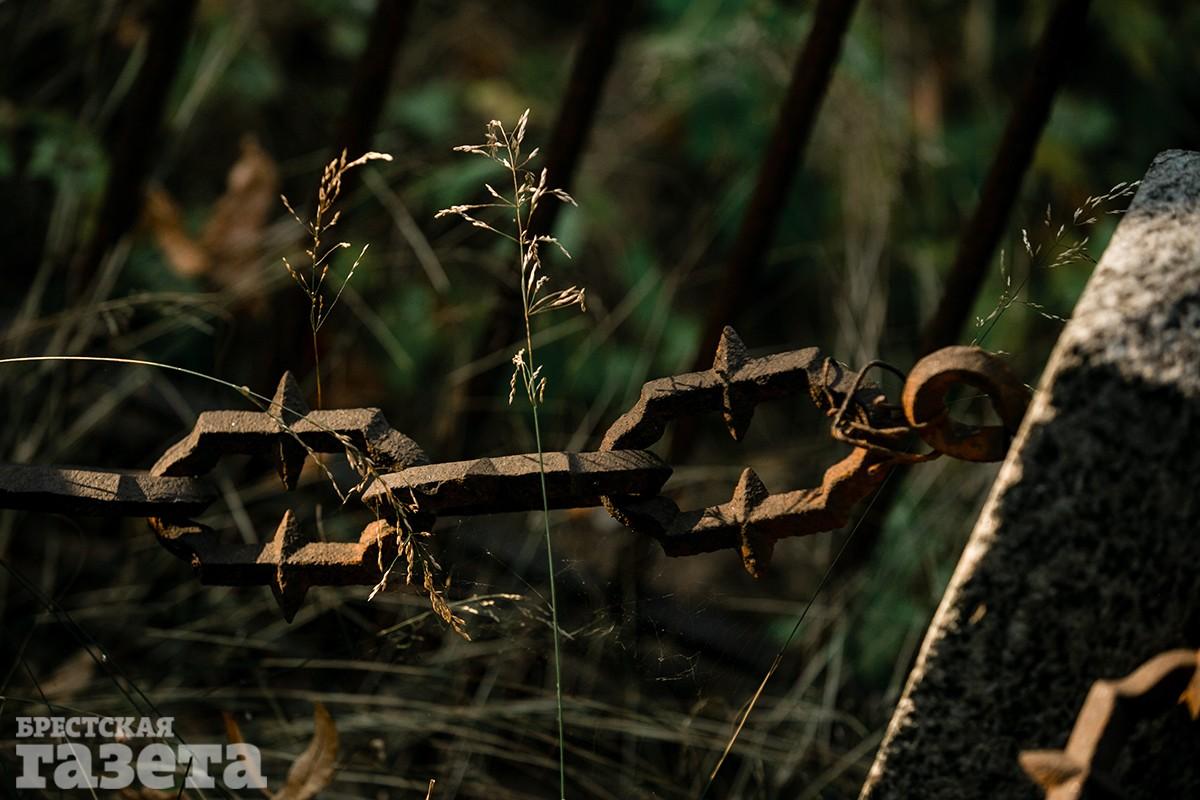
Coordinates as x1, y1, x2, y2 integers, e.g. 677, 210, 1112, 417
860, 150, 1200, 799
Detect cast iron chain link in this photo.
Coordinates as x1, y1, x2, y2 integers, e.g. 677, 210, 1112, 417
0, 327, 1029, 620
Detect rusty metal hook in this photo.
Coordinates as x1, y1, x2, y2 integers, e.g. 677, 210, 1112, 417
829, 360, 939, 464
901, 346, 1030, 463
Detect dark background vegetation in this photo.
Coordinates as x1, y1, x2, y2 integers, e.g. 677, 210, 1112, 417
1, 0, 1198, 797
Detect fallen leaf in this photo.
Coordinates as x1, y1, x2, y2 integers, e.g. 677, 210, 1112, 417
223, 710, 274, 799
200, 134, 279, 290
145, 134, 278, 297
222, 710, 246, 746
270, 703, 339, 800
144, 187, 210, 277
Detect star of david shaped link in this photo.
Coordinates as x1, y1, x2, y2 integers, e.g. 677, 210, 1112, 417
148, 372, 427, 621
143, 327, 1028, 620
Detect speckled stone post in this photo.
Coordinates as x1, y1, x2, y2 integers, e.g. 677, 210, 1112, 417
859, 150, 1200, 799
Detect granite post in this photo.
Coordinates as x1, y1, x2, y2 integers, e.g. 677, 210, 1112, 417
860, 150, 1200, 799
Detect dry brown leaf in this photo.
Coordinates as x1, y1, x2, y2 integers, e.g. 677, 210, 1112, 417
40, 649, 96, 703
222, 710, 246, 746
270, 703, 339, 800
144, 187, 210, 277
200, 134, 279, 288
223, 710, 274, 799
145, 134, 278, 295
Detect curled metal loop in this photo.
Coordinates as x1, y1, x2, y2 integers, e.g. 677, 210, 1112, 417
902, 345, 1030, 463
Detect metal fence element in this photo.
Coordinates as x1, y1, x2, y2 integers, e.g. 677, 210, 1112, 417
0, 328, 1027, 620
1019, 649, 1200, 800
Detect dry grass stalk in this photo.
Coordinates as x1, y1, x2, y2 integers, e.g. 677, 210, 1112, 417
438, 109, 586, 798
973, 180, 1139, 345
278, 150, 464, 633
281, 149, 392, 408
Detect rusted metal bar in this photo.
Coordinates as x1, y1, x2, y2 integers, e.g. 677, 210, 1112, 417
604, 327, 892, 449
332, 0, 415, 161
0, 465, 213, 517
74, 0, 198, 292
607, 450, 891, 576
919, 0, 1093, 355
1019, 649, 1200, 800
150, 372, 427, 488
690, 0, 860, 374
603, 327, 905, 575
364, 450, 670, 517
151, 513, 399, 622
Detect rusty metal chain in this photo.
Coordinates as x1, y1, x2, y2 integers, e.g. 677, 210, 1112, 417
1019, 649, 1200, 799
0, 327, 1029, 620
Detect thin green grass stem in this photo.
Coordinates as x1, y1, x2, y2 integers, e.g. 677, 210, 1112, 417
531, 398, 566, 799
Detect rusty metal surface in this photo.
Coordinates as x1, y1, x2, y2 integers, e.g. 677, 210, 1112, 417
364, 449, 670, 517
1019, 649, 1200, 799
599, 327, 905, 576
151, 371, 428, 487
0, 332, 1028, 620
604, 450, 893, 577
151, 513, 399, 622
902, 344, 1029, 462
0, 464, 214, 517
601, 327, 901, 449
142, 371, 430, 619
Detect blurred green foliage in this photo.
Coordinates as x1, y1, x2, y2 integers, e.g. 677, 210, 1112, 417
1, 0, 1197, 794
